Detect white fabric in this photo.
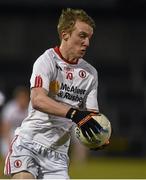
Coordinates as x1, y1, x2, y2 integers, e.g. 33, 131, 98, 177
1, 100, 28, 156
4, 136, 69, 179
2, 100, 27, 130
15, 47, 99, 154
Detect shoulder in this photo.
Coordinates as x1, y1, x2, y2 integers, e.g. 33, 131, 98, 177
33, 48, 56, 69
79, 58, 98, 77
35, 48, 55, 64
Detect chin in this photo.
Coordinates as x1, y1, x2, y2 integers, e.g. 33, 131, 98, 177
80, 53, 85, 58
77, 55, 83, 59
76, 52, 85, 59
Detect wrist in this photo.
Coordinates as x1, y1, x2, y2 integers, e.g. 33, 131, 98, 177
66, 108, 79, 122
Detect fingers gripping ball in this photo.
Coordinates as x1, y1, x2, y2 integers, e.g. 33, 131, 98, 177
74, 113, 112, 149
66, 108, 101, 139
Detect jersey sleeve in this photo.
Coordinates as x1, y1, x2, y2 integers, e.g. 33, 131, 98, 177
30, 53, 54, 91
85, 69, 99, 111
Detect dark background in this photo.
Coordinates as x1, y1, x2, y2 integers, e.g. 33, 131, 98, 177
0, 0, 145, 156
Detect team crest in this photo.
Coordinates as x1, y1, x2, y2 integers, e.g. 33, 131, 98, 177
14, 160, 22, 168
79, 70, 86, 78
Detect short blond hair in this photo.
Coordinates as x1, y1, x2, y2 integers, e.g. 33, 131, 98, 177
57, 8, 96, 40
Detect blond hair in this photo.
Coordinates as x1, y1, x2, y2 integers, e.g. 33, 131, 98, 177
57, 8, 95, 40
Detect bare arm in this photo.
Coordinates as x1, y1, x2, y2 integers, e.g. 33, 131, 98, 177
31, 87, 71, 117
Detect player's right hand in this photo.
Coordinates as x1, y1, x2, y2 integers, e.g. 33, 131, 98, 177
66, 108, 103, 140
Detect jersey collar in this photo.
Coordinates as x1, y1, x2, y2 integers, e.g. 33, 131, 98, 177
53, 46, 79, 65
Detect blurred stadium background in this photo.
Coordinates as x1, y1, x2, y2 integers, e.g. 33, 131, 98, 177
0, 0, 146, 179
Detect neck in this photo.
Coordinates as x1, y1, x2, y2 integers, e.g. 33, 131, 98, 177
59, 44, 78, 63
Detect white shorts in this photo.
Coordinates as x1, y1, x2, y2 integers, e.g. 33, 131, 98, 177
4, 135, 70, 179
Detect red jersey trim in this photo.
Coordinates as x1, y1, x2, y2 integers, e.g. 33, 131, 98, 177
54, 46, 79, 65
34, 75, 43, 88
5, 135, 19, 175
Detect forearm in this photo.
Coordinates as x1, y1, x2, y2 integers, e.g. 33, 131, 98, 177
31, 88, 71, 117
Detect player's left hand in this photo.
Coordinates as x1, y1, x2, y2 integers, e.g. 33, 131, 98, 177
90, 140, 110, 151
66, 108, 102, 140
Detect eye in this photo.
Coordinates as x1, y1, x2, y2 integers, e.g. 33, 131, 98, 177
79, 32, 87, 39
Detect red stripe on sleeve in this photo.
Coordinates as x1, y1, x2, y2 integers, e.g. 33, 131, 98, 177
34, 75, 43, 87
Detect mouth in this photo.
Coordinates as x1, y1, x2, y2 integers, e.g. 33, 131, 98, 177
81, 49, 86, 53
77, 49, 86, 57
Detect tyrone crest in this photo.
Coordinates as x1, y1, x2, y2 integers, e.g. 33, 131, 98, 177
79, 70, 86, 78
14, 160, 22, 168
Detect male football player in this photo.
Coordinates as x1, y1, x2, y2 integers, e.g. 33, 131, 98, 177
4, 8, 108, 179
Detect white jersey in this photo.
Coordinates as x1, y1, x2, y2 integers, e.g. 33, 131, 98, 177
1, 100, 28, 156
15, 47, 99, 154
2, 100, 28, 138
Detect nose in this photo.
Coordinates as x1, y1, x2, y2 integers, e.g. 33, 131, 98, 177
84, 37, 90, 47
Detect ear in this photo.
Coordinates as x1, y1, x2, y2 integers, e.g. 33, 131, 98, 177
61, 31, 69, 41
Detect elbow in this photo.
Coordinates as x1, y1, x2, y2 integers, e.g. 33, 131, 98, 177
31, 96, 41, 110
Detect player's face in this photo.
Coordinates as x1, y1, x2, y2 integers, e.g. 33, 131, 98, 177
66, 20, 93, 59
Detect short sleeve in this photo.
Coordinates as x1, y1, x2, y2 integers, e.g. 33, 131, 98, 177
30, 53, 54, 91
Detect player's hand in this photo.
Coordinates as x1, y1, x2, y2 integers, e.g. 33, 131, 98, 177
66, 108, 103, 139
90, 140, 110, 151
